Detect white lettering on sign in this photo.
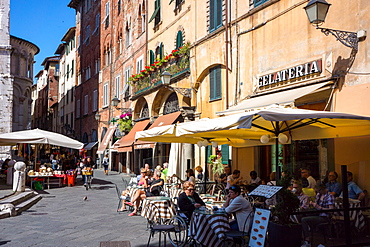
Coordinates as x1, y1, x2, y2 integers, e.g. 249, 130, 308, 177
258, 60, 322, 88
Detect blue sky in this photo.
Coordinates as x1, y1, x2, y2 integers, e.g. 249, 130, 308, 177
10, 0, 76, 79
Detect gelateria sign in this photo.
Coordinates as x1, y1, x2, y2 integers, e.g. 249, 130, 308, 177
258, 59, 322, 88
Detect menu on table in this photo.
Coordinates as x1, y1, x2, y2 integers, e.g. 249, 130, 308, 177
249, 208, 270, 247
248, 185, 282, 198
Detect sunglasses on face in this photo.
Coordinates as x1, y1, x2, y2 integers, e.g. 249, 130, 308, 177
187, 188, 195, 191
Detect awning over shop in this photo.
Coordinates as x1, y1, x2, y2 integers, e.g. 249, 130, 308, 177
133, 111, 182, 149
84, 142, 98, 150
217, 82, 330, 115
97, 125, 117, 154
117, 120, 151, 152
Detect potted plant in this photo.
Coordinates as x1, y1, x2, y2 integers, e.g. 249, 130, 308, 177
207, 154, 224, 180
268, 172, 301, 247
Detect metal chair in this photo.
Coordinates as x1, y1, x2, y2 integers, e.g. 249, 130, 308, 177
222, 211, 254, 247
144, 202, 177, 247
115, 184, 124, 213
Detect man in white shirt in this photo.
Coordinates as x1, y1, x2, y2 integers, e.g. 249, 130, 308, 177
301, 168, 316, 189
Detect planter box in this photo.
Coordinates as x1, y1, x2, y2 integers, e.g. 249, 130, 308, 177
268, 221, 302, 247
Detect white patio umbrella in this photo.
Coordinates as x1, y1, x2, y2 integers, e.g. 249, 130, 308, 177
0, 128, 84, 149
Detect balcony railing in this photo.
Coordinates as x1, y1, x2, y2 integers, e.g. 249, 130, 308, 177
132, 54, 190, 96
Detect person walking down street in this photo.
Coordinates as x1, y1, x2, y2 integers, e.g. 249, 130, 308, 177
325, 171, 342, 197
103, 155, 109, 175
301, 168, 317, 189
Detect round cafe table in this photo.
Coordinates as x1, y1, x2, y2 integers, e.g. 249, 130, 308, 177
141, 196, 175, 223
190, 209, 230, 247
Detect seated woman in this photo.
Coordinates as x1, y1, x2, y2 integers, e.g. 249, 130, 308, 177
223, 185, 254, 233
128, 170, 164, 216
301, 183, 334, 246
173, 169, 196, 184
178, 181, 205, 219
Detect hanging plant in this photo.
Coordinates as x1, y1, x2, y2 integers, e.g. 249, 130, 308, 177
117, 112, 133, 133
208, 154, 224, 175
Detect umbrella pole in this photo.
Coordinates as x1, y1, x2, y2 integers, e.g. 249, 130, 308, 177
275, 121, 281, 182
275, 138, 280, 182
204, 146, 207, 193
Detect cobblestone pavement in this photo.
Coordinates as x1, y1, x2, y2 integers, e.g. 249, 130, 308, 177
0, 169, 170, 247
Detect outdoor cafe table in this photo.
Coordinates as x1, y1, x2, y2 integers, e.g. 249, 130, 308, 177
141, 196, 175, 223
334, 198, 366, 230
190, 209, 230, 247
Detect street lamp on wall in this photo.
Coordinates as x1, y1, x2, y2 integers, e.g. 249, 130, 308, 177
111, 97, 120, 107
304, 0, 365, 51
161, 71, 193, 98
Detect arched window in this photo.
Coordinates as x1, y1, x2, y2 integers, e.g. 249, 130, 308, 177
164, 92, 179, 114
155, 43, 163, 60
101, 127, 107, 142
140, 103, 149, 118
83, 132, 89, 143
176, 31, 183, 49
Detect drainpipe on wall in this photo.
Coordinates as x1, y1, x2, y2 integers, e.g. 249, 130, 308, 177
225, 0, 229, 110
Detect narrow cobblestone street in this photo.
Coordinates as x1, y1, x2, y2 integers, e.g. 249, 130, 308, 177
0, 170, 162, 247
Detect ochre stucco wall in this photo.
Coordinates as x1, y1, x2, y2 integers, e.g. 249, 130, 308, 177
232, 147, 255, 180
334, 136, 370, 193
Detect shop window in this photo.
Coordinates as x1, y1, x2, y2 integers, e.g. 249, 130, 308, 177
209, 0, 222, 33
209, 65, 221, 101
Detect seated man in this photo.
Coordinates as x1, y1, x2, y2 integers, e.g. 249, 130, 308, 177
128, 170, 164, 216
301, 184, 334, 246
325, 171, 342, 197
292, 180, 309, 210
345, 171, 365, 200
224, 185, 254, 233
178, 181, 205, 219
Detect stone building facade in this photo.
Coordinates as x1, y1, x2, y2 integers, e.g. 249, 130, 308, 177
68, 0, 101, 153
55, 27, 77, 139
0, 0, 39, 158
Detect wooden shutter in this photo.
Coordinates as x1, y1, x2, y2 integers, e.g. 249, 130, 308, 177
216, 0, 222, 27
150, 50, 155, 65
160, 43, 163, 59
176, 31, 183, 49
210, 67, 215, 100
209, 0, 215, 31
215, 66, 221, 99
221, 144, 229, 164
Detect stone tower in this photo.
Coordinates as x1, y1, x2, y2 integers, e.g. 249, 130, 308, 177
0, 0, 12, 159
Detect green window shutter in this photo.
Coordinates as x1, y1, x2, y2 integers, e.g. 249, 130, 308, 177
176, 31, 183, 49
67, 64, 69, 79
209, 0, 215, 31
206, 145, 212, 161
221, 144, 229, 164
254, 0, 269, 7
210, 67, 215, 100
216, 0, 222, 28
149, 0, 159, 23
215, 65, 221, 98
150, 50, 155, 65
210, 65, 221, 100
160, 43, 163, 59
71, 60, 74, 76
